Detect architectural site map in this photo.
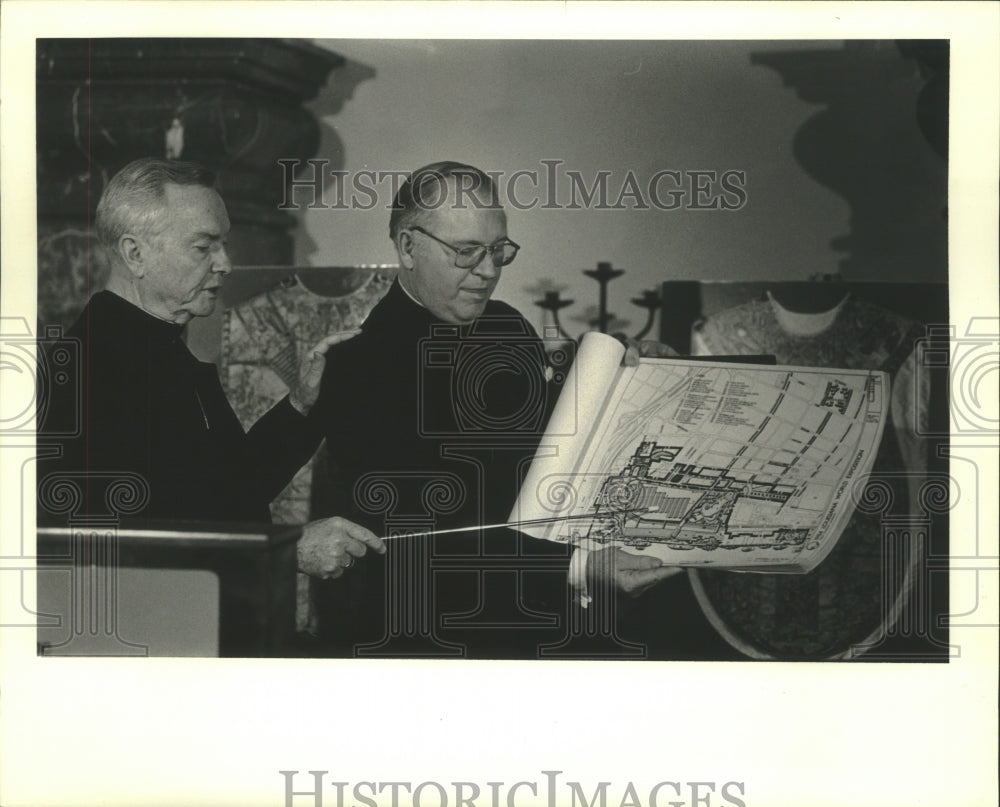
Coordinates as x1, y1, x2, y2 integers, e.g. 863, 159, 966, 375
512, 332, 888, 572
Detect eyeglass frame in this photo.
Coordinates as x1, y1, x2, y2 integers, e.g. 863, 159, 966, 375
406, 225, 520, 269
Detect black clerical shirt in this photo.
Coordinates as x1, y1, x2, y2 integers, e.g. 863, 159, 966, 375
37, 291, 319, 524
308, 281, 571, 656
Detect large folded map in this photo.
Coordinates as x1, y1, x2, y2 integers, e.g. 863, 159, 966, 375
510, 332, 888, 572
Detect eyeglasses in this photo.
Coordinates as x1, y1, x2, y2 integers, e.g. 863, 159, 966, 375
408, 226, 520, 269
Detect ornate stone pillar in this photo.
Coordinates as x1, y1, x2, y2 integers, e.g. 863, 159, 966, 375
36, 38, 344, 329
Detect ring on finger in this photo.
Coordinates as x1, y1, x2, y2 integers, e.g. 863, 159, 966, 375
343, 554, 354, 568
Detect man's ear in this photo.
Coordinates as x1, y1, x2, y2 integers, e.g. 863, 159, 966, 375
396, 231, 416, 270
117, 234, 145, 278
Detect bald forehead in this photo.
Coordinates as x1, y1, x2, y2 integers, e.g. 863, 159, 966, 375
424, 174, 500, 210
419, 177, 504, 226
424, 194, 507, 242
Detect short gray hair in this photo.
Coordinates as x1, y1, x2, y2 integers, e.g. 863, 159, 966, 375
95, 158, 217, 251
389, 161, 500, 241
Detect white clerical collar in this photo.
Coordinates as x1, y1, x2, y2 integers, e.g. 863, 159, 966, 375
767, 290, 849, 337
399, 280, 426, 309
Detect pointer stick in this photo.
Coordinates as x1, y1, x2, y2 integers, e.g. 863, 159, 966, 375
382, 508, 650, 541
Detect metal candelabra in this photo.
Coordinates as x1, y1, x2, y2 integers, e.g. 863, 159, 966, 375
534, 261, 662, 342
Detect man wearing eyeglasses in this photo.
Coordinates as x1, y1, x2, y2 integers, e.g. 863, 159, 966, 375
307, 162, 675, 658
